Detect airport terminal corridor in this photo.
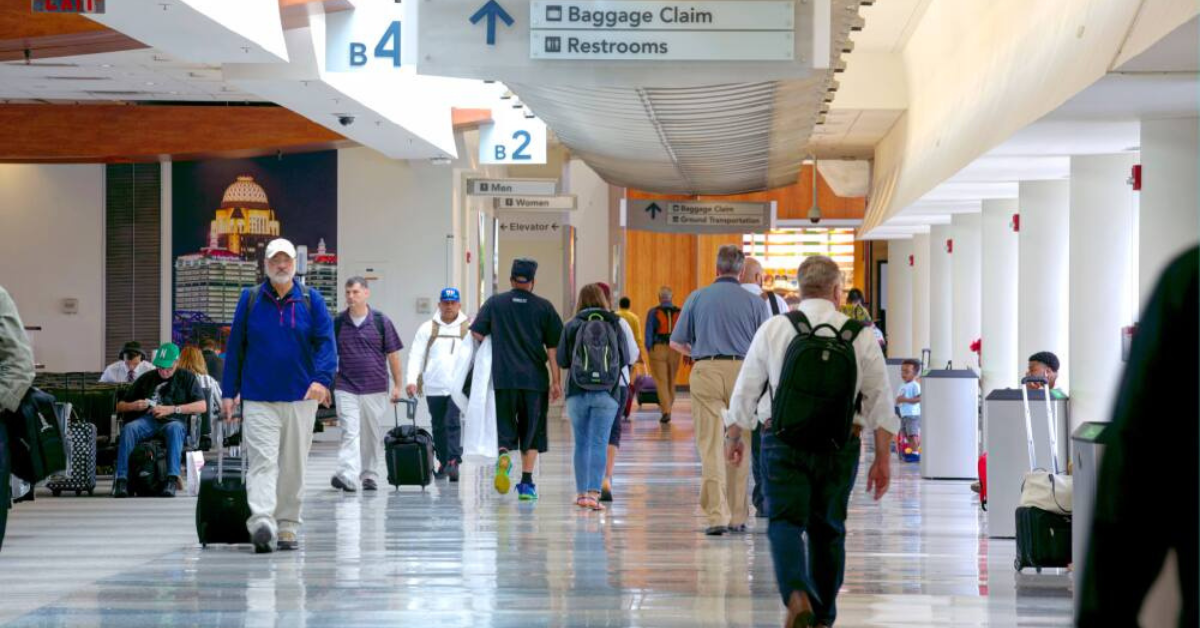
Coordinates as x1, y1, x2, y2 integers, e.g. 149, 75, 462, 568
0, 397, 1072, 627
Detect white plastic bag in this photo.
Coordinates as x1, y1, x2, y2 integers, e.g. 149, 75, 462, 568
185, 450, 205, 496
455, 337, 498, 465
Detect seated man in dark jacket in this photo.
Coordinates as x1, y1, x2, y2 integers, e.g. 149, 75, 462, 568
112, 342, 206, 498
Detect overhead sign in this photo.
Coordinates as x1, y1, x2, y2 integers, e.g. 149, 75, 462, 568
494, 195, 577, 210
32, 0, 103, 12
623, 199, 776, 233
530, 1, 793, 61
479, 108, 548, 164
416, 0, 824, 87
467, 178, 558, 196
326, 3, 405, 72
497, 212, 566, 240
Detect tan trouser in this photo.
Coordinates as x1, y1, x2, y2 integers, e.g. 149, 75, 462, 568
334, 390, 389, 486
648, 343, 681, 412
690, 359, 750, 528
243, 399, 318, 537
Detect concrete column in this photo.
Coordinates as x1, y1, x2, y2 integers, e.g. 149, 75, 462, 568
886, 238, 913, 358
951, 213, 982, 372
980, 199, 1019, 394
1018, 180, 1070, 390
1140, 118, 1199, 308
1069, 153, 1137, 431
911, 233, 931, 361
929, 225, 953, 368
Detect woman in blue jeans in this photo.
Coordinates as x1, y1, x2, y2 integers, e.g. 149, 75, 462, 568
556, 283, 632, 511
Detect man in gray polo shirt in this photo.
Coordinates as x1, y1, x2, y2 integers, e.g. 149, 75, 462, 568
670, 245, 769, 536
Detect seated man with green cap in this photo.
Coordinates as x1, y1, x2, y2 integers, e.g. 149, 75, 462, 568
111, 342, 207, 498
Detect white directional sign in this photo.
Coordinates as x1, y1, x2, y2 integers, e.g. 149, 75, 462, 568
494, 195, 577, 210
467, 178, 558, 196
497, 212, 566, 239
530, 1, 793, 61
416, 0, 824, 87
623, 199, 775, 233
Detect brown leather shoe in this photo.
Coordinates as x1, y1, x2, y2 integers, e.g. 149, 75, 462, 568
785, 590, 815, 628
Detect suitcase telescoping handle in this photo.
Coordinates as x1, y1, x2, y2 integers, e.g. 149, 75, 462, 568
393, 396, 419, 428
215, 411, 247, 482
1019, 376, 1060, 474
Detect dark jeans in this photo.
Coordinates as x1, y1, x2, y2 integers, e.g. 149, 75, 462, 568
763, 430, 861, 626
751, 425, 764, 512
0, 420, 9, 552
426, 396, 462, 469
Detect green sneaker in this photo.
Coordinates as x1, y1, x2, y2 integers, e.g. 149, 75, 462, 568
494, 452, 513, 494
516, 482, 538, 501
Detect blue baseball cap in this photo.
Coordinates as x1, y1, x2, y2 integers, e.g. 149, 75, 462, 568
439, 288, 461, 303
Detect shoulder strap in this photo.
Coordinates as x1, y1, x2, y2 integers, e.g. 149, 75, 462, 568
785, 310, 813, 337
237, 285, 262, 391
764, 291, 780, 315
372, 309, 387, 354
839, 318, 865, 343
334, 309, 345, 339
419, 321, 440, 379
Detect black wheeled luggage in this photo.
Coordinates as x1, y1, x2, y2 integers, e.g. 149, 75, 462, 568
1014, 376, 1072, 572
385, 398, 434, 489
634, 374, 658, 407
196, 422, 251, 547
46, 403, 98, 497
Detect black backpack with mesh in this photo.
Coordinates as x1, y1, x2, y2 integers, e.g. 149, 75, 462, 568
770, 311, 863, 452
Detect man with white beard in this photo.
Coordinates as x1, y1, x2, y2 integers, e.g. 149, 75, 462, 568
222, 238, 338, 554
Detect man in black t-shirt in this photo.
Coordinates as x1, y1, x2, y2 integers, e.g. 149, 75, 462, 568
470, 258, 564, 501
111, 342, 206, 498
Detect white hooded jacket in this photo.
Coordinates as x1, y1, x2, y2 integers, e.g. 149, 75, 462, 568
405, 312, 471, 397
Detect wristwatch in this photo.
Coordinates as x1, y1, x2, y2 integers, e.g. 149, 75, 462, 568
174, 406, 181, 416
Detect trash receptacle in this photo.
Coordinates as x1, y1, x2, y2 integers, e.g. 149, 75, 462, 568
1071, 420, 1109, 614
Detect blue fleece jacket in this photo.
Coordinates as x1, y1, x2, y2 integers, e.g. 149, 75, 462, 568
221, 280, 338, 403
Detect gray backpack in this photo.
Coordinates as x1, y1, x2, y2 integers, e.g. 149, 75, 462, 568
570, 310, 624, 392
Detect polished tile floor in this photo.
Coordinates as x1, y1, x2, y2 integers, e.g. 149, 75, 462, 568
0, 395, 1073, 627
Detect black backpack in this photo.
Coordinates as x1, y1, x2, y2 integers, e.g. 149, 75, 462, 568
129, 440, 169, 496
570, 310, 625, 392
770, 311, 864, 452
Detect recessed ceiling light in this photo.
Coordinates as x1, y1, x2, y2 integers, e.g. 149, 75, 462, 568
100, 64, 112, 68
144, 81, 155, 86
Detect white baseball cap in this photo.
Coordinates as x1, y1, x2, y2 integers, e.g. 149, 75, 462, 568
265, 238, 296, 260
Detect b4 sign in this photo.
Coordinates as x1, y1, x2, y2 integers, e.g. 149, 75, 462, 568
480, 114, 548, 165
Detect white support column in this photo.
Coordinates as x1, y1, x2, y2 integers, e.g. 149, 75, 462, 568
929, 225, 953, 368
951, 213, 982, 372
1069, 153, 1137, 432
886, 238, 913, 358
911, 233, 931, 361
980, 199, 1019, 394
1140, 118, 1199, 308
1018, 180, 1070, 390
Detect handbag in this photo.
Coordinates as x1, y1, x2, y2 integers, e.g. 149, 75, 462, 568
1019, 470, 1073, 515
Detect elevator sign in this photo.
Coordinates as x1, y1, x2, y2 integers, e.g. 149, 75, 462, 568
530, 1, 793, 61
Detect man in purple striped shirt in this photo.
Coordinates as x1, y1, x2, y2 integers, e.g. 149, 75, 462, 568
331, 276, 405, 492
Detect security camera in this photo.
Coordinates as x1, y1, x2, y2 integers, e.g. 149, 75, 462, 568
337, 115, 355, 127
808, 206, 822, 224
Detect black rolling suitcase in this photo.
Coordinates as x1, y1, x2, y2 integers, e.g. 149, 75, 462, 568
385, 398, 434, 489
634, 374, 659, 407
197, 422, 251, 547
46, 403, 98, 497
1014, 376, 1072, 572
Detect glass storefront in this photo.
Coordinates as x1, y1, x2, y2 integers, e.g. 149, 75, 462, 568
742, 228, 855, 297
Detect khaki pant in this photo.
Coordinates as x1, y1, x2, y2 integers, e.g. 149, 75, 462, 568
243, 399, 318, 537
648, 344, 681, 413
690, 360, 750, 528
334, 390, 389, 487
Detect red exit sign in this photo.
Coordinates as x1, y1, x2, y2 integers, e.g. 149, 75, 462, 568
32, 0, 105, 13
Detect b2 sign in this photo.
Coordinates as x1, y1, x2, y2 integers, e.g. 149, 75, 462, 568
325, 4, 404, 72
480, 115, 548, 164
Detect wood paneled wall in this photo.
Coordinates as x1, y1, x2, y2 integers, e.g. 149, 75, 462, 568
622, 166, 869, 385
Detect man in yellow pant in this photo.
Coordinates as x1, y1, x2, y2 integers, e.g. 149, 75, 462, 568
644, 286, 682, 423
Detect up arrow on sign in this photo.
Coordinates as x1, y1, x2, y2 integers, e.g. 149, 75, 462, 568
470, 0, 515, 46
645, 202, 663, 220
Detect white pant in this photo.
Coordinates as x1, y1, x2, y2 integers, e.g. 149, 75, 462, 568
243, 399, 318, 537
334, 390, 389, 487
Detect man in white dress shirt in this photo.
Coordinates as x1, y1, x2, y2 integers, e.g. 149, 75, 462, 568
724, 255, 898, 628
99, 341, 155, 384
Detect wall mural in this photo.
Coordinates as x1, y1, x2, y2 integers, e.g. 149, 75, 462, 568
171, 151, 338, 349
